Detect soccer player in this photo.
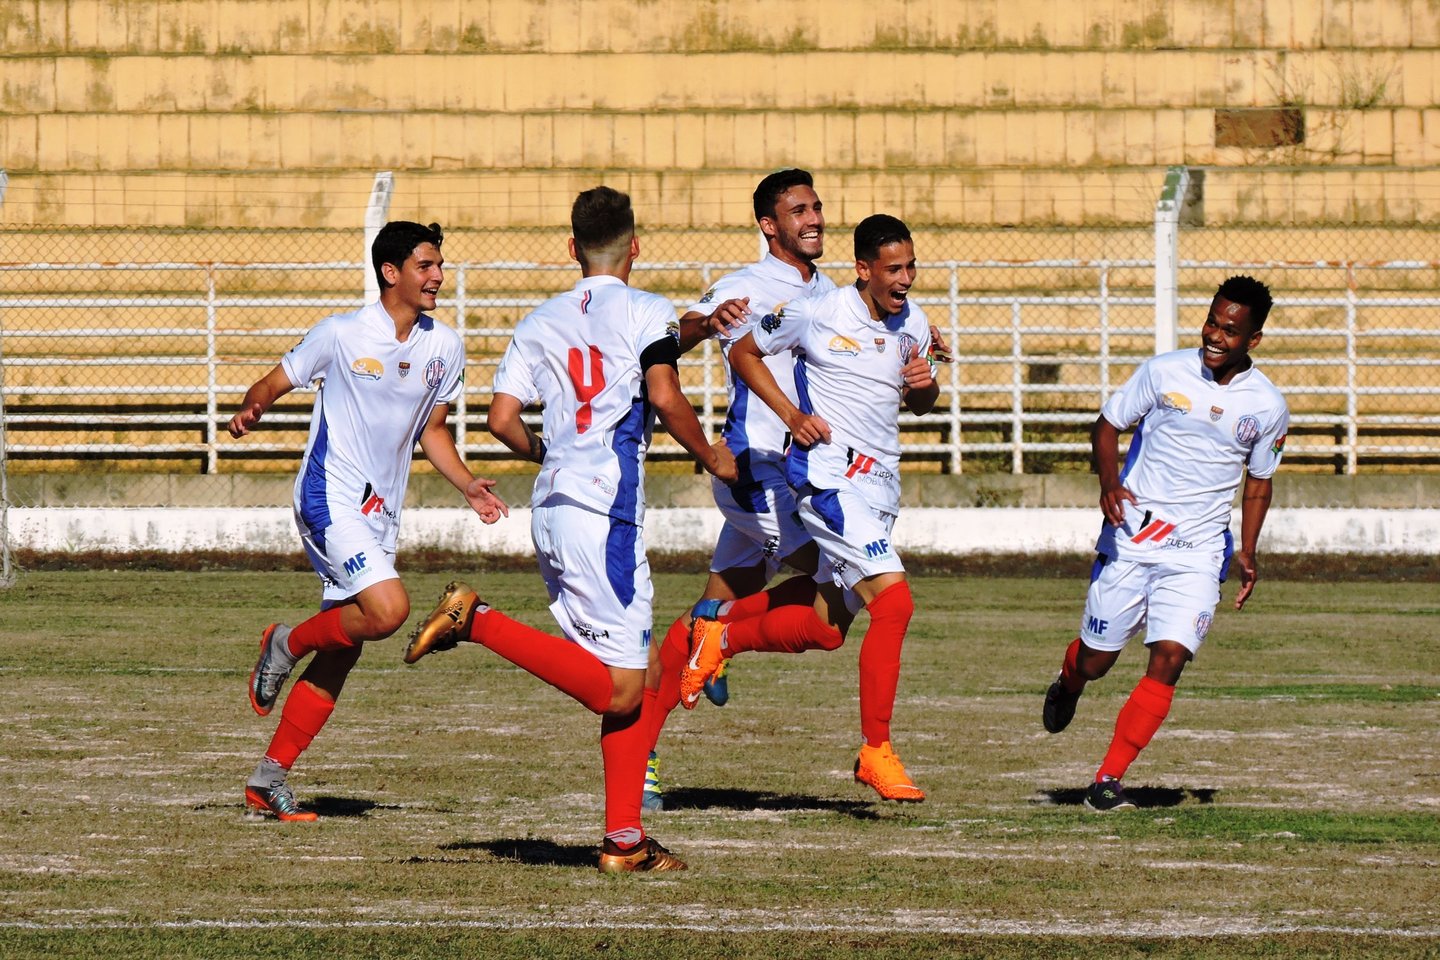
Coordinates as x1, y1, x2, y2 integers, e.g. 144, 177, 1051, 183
401, 187, 738, 872
229, 220, 508, 821
681, 213, 940, 802
1041, 275, 1288, 812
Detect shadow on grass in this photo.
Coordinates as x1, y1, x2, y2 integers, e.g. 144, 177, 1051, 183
307, 796, 394, 817
439, 837, 597, 868
661, 786, 881, 818
1033, 786, 1219, 808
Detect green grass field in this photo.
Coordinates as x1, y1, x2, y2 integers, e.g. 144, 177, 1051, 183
0, 569, 1436, 959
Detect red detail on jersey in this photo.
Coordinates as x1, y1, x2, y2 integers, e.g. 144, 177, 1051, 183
846, 454, 877, 478
566, 345, 606, 434
360, 493, 386, 516
1131, 519, 1176, 543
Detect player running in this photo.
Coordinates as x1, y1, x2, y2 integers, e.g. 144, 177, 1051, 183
230, 220, 508, 821
1041, 275, 1288, 812
679, 213, 941, 802
401, 187, 737, 872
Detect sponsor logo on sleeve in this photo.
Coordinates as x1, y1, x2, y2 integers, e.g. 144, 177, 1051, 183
699, 286, 718, 304
1271, 432, 1287, 455
350, 357, 383, 380
760, 307, 786, 333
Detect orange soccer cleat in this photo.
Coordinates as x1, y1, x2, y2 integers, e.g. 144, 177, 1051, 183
854, 741, 926, 803
679, 618, 727, 710
244, 781, 318, 822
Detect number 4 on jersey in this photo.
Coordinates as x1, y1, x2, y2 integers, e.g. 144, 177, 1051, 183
567, 345, 606, 434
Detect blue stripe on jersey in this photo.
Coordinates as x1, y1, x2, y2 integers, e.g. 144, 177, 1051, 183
609, 393, 647, 524
1118, 417, 1145, 485
605, 515, 638, 606
298, 403, 333, 550
722, 380, 764, 510
810, 488, 846, 536
784, 353, 815, 494
1218, 527, 1235, 583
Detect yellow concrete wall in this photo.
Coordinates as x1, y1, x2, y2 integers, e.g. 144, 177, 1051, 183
1, 0, 1436, 230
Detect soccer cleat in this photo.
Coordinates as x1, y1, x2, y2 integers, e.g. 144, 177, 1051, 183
642, 751, 664, 812
244, 781, 318, 822
1043, 676, 1083, 733
679, 618, 727, 710
702, 658, 731, 706
597, 836, 687, 873
1084, 778, 1138, 812
404, 580, 485, 664
248, 623, 297, 717
854, 741, 926, 802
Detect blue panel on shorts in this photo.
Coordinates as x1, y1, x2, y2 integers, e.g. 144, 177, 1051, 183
1219, 527, 1234, 583
605, 515, 638, 606
811, 488, 846, 536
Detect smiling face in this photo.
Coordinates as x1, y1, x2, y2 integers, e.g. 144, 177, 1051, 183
1201, 294, 1262, 383
856, 239, 916, 318
761, 185, 825, 268
382, 241, 445, 314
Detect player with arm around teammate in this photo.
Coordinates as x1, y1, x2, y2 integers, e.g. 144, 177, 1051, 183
681, 213, 941, 802
230, 220, 508, 821
400, 187, 737, 872
1042, 275, 1289, 812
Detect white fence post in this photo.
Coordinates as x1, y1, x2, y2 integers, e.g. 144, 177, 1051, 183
363, 172, 395, 303
0, 168, 12, 585
1153, 165, 1190, 355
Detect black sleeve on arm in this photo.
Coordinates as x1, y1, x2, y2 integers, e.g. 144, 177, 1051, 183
640, 335, 681, 372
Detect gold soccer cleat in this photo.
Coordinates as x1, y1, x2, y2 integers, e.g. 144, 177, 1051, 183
404, 580, 483, 664
597, 836, 688, 873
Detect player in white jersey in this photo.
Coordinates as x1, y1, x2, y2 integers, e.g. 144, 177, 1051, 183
682, 214, 940, 802
228, 221, 508, 821
1041, 275, 1289, 812
401, 187, 737, 873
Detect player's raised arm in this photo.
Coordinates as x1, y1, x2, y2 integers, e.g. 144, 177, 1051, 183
676, 297, 751, 352
729, 331, 830, 447
228, 363, 296, 438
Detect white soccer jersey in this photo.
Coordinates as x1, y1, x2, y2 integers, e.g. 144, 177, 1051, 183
749, 284, 932, 515
689, 253, 837, 463
493, 275, 677, 524
1096, 347, 1289, 569
283, 301, 466, 551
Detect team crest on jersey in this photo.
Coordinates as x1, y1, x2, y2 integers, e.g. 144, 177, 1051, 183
1161, 392, 1191, 414
828, 335, 861, 356
761, 306, 786, 333
398, 361, 411, 379
897, 333, 919, 364
1234, 415, 1260, 443
424, 357, 446, 388
350, 357, 383, 380
874, 338, 886, 353
1209, 405, 1223, 421
1194, 611, 1213, 642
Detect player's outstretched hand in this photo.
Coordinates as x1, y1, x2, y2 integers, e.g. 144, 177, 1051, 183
927, 324, 954, 363
465, 475, 510, 525
786, 412, 831, 449
227, 402, 264, 438
1232, 550, 1259, 610
706, 297, 751, 338
708, 439, 738, 484
1098, 481, 1138, 527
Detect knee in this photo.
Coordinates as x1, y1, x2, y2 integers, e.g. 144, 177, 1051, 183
604, 686, 643, 717
364, 597, 411, 640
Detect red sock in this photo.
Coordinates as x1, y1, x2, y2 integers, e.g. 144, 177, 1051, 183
601, 709, 649, 847
858, 581, 914, 747
645, 616, 690, 751
1097, 675, 1175, 782
469, 608, 614, 715
718, 575, 818, 623
285, 607, 356, 656
264, 681, 336, 769
723, 605, 844, 655
1059, 637, 1086, 693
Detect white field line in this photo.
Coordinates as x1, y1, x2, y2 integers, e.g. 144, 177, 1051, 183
0, 915, 1435, 938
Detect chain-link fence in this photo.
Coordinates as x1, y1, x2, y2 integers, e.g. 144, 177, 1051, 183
3, 216, 1439, 516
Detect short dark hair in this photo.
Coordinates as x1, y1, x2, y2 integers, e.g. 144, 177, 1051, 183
752, 168, 815, 223
372, 221, 443, 290
1216, 275, 1274, 329
853, 214, 911, 262
571, 186, 635, 266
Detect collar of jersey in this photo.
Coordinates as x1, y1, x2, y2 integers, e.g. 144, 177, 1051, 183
573, 274, 627, 292
757, 252, 820, 288
1191, 346, 1256, 386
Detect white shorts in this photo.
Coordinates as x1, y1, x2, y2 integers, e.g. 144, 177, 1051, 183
1080, 555, 1223, 656
708, 458, 812, 576
531, 496, 653, 670
796, 483, 904, 592
298, 508, 400, 605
